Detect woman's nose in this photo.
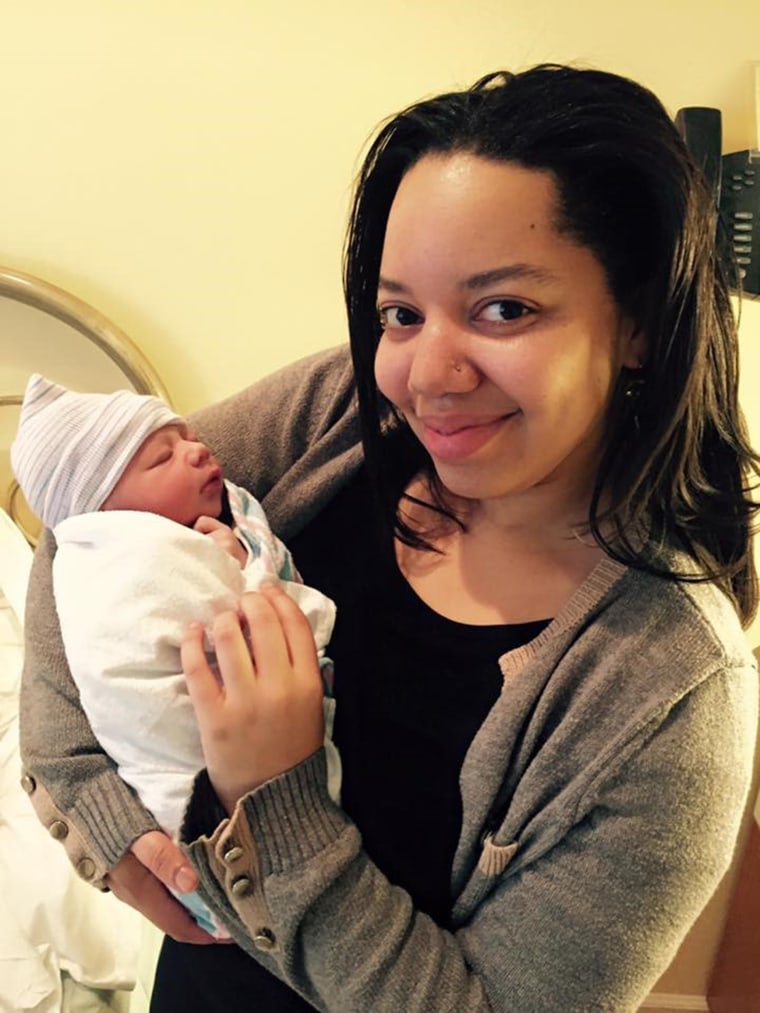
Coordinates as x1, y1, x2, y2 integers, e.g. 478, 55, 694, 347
407, 321, 477, 397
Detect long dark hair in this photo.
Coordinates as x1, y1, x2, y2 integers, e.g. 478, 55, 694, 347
343, 63, 760, 625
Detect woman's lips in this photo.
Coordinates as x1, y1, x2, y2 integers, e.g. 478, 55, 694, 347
418, 413, 518, 461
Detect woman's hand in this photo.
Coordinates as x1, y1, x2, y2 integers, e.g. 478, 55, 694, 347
106, 830, 216, 944
182, 584, 325, 814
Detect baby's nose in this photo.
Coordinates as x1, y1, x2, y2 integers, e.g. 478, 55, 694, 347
187, 441, 210, 465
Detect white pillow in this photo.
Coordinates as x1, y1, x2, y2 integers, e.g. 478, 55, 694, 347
0, 506, 32, 626
0, 507, 31, 725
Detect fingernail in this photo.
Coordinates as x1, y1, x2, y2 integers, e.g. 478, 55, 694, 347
175, 867, 197, 892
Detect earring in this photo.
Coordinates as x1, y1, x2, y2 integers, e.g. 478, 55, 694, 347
623, 366, 646, 434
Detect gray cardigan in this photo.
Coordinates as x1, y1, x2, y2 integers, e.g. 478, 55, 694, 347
20, 346, 759, 1011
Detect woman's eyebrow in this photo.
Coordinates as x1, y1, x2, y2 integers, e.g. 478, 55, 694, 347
377, 276, 408, 293
377, 263, 560, 295
461, 264, 560, 289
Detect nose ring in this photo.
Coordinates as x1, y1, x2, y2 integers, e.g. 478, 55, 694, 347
452, 360, 463, 373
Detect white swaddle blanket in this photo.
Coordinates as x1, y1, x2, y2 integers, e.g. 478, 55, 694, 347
53, 510, 336, 836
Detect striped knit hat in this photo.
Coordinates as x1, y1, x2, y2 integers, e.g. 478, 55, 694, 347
11, 374, 181, 529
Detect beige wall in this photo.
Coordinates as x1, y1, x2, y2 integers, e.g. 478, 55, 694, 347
1, 0, 759, 1000
0, 0, 759, 413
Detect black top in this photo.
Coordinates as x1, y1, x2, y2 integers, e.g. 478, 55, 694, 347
152, 467, 549, 1012
290, 467, 549, 925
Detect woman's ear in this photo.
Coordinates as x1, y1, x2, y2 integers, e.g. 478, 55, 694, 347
620, 317, 649, 370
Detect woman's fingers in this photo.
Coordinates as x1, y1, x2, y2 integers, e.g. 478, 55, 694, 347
182, 588, 324, 810
131, 829, 198, 893
208, 610, 257, 701
181, 622, 223, 715
258, 583, 320, 676
106, 831, 215, 945
237, 589, 295, 683
108, 854, 213, 944
186, 588, 318, 699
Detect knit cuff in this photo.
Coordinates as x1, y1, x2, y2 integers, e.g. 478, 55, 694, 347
71, 768, 161, 869
237, 748, 349, 876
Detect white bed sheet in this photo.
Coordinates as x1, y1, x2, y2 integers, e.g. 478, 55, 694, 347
0, 509, 142, 1012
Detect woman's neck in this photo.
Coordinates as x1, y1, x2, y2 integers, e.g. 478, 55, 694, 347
396, 477, 606, 626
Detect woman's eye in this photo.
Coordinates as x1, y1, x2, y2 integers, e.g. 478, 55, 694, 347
477, 299, 534, 323
378, 305, 422, 329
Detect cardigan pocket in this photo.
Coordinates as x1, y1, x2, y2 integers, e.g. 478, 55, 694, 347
477, 832, 519, 876
451, 833, 519, 924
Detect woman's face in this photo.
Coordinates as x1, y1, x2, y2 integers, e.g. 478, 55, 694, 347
374, 152, 646, 520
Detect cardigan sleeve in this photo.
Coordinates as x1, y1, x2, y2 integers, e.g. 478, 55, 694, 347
190, 345, 360, 539
19, 527, 161, 887
182, 660, 757, 1012
18, 344, 358, 883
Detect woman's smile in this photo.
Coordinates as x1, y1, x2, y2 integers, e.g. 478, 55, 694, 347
415, 411, 520, 461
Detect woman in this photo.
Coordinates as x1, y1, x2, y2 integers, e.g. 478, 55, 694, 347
21, 65, 759, 1011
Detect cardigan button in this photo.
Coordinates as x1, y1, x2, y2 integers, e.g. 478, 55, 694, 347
49, 820, 69, 840
223, 846, 244, 864
20, 774, 36, 794
231, 876, 252, 898
253, 927, 276, 952
78, 858, 96, 880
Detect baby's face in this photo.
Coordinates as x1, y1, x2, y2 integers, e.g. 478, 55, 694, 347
101, 423, 224, 525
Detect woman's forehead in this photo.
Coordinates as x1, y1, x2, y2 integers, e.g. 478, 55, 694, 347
380, 153, 601, 291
